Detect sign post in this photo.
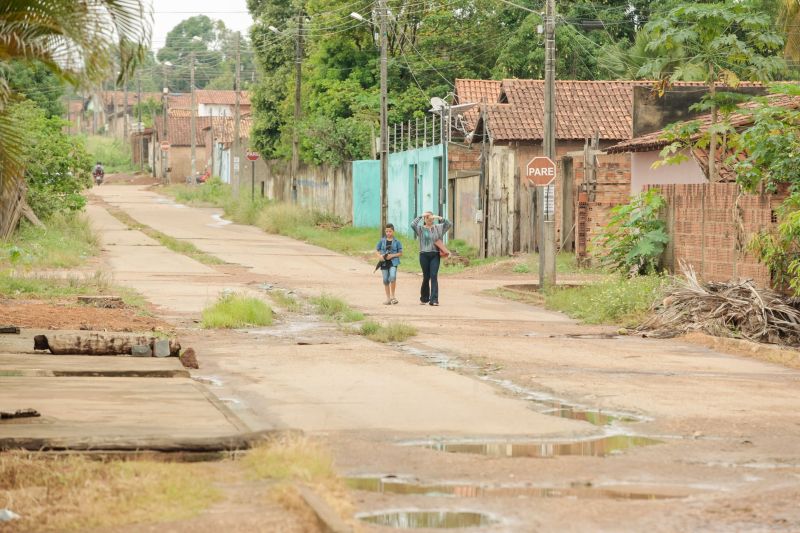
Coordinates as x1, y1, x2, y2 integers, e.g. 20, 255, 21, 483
525, 157, 557, 290
246, 151, 260, 200
160, 141, 170, 152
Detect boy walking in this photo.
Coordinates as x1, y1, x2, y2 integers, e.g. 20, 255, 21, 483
375, 223, 403, 304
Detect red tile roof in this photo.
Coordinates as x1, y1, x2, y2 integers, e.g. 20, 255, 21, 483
168, 90, 251, 109
201, 116, 253, 144
606, 94, 800, 153
464, 79, 764, 143
159, 115, 211, 147
455, 79, 502, 132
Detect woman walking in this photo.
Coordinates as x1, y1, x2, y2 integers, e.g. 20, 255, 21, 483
411, 211, 452, 306
375, 223, 403, 305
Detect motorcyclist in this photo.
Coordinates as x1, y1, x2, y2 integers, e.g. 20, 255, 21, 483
92, 162, 105, 184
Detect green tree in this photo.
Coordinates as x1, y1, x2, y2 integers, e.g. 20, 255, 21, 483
639, 1, 785, 181
1, 61, 65, 117
10, 101, 92, 218
0, 0, 150, 224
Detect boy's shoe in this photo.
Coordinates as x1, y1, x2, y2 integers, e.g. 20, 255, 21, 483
390, 298, 398, 305
384, 299, 392, 305
429, 301, 439, 306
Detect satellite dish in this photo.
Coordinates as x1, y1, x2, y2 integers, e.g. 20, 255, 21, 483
430, 97, 446, 111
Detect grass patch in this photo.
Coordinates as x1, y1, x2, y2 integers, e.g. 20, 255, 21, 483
243, 435, 336, 483
105, 205, 224, 265
0, 213, 99, 270
163, 177, 232, 207
84, 135, 135, 173
359, 320, 417, 343
268, 290, 302, 313
0, 452, 220, 531
544, 275, 667, 326
201, 293, 273, 328
311, 294, 364, 322
0, 271, 110, 299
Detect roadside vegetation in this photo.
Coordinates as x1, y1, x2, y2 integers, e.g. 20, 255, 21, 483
268, 290, 302, 313
359, 320, 417, 343
84, 135, 135, 173
0, 452, 220, 531
488, 275, 668, 327
162, 180, 496, 274
201, 293, 274, 328
243, 435, 354, 528
311, 294, 364, 322
0, 214, 98, 270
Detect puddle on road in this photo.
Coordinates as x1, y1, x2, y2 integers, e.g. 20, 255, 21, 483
346, 477, 681, 500
484, 377, 647, 426
192, 375, 223, 387
357, 510, 496, 529
409, 435, 661, 458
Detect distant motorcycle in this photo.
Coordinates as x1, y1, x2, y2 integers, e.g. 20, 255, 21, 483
92, 164, 104, 186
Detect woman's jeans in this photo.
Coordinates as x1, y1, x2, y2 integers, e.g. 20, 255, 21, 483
419, 251, 440, 303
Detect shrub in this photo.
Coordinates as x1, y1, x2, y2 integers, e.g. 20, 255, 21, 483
594, 189, 669, 276
361, 321, 417, 343
311, 294, 364, 322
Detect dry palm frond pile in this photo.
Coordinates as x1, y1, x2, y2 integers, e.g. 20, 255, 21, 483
638, 263, 800, 346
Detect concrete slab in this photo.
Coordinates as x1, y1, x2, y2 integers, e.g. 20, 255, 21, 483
0, 353, 186, 376
0, 377, 242, 439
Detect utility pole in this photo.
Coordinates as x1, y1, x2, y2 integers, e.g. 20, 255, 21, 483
378, 0, 389, 230
538, 0, 557, 290
291, 14, 303, 204
233, 32, 241, 196
137, 74, 143, 171
190, 51, 197, 185
123, 76, 129, 139
162, 63, 169, 182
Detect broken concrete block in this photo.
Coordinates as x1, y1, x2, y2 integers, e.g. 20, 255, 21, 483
154, 340, 171, 358
179, 347, 199, 369
131, 344, 152, 357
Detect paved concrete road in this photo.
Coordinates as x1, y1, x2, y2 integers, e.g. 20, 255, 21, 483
88, 185, 800, 532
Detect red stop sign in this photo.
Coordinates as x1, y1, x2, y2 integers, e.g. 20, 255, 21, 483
246, 151, 260, 161
525, 156, 556, 186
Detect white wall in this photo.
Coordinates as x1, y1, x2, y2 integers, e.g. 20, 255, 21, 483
631, 149, 706, 192
197, 104, 233, 117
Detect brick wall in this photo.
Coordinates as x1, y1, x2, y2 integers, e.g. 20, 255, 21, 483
448, 143, 480, 172
653, 183, 784, 288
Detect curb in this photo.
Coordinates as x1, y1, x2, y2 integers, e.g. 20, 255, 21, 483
297, 484, 353, 533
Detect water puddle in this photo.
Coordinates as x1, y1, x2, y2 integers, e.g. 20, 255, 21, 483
346, 477, 682, 500
245, 320, 320, 337
483, 378, 647, 425
407, 435, 661, 458
356, 510, 496, 529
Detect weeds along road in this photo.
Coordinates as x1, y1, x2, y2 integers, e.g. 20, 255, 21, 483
89, 184, 800, 532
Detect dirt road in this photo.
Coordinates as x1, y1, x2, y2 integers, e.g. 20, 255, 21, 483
89, 185, 800, 532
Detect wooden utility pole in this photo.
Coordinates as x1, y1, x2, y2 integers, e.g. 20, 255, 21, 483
291, 14, 303, 204
123, 77, 129, 139
137, 74, 143, 171
162, 63, 169, 182
190, 51, 197, 185
539, 0, 557, 290
233, 32, 242, 196
378, 0, 389, 230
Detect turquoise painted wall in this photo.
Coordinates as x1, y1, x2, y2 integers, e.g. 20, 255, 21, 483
353, 144, 446, 234
352, 160, 380, 228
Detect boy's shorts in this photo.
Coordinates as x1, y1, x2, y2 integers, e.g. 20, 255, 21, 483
382, 266, 397, 285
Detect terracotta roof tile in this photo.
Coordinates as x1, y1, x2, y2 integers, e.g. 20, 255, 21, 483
158, 115, 210, 147
167, 90, 251, 109
606, 94, 800, 153
455, 79, 502, 131
201, 116, 253, 144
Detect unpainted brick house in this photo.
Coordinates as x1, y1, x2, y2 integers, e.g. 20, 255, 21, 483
607, 94, 799, 288
449, 78, 765, 258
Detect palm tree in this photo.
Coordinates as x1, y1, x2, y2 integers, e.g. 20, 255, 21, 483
0, 1, 151, 236
780, 0, 800, 61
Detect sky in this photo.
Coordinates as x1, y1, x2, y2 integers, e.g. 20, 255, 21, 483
148, 0, 255, 52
